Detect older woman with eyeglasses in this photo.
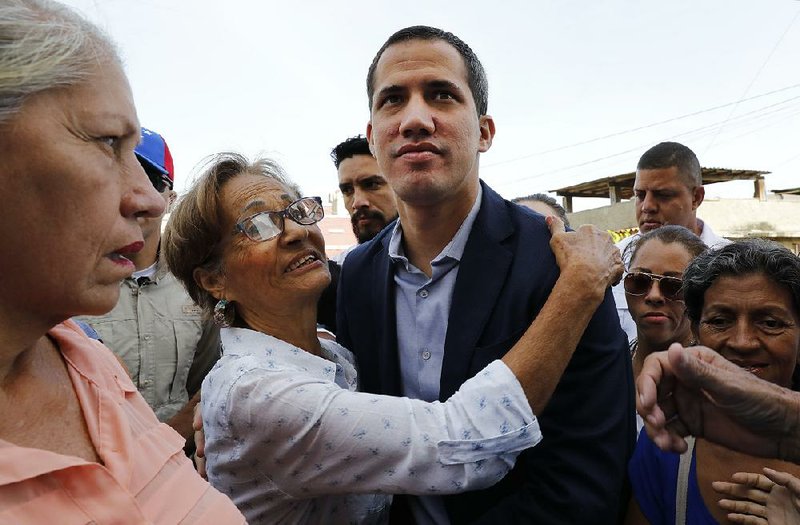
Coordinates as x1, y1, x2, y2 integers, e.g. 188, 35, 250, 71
0, 1, 244, 523
163, 152, 624, 524
625, 239, 800, 525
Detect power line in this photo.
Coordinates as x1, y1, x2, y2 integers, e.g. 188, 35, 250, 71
496, 94, 800, 187
703, 6, 800, 152
483, 82, 800, 170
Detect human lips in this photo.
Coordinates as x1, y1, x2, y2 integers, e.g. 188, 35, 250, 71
639, 220, 662, 231
641, 311, 672, 324
396, 142, 441, 160
108, 241, 143, 266
728, 359, 769, 376
285, 250, 324, 274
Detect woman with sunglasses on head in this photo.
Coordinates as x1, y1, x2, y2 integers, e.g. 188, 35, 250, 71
625, 239, 800, 525
163, 152, 624, 524
623, 226, 707, 380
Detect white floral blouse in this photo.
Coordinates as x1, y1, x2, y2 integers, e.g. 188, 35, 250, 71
203, 328, 542, 525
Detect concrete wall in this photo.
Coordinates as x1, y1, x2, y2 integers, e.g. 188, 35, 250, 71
566, 195, 800, 253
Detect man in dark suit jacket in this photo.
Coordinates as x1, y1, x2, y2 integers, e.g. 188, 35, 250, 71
338, 25, 635, 524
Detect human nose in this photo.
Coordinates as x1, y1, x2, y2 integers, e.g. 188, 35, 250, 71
351, 187, 370, 211
725, 320, 761, 354
644, 278, 665, 304
399, 94, 435, 138
640, 192, 657, 213
279, 214, 310, 245
123, 160, 166, 220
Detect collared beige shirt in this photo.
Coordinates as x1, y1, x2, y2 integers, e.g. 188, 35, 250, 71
77, 259, 219, 421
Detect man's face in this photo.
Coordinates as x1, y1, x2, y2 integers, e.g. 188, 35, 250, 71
633, 167, 704, 233
337, 153, 398, 243
366, 38, 495, 208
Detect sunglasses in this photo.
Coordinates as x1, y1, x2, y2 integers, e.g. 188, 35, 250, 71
623, 271, 684, 301
142, 163, 173, 193
235, 197, 324, 242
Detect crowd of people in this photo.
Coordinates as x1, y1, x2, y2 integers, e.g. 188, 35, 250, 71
2, 1, 800, 524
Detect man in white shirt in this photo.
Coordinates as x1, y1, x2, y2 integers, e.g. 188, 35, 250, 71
613, 141, 730, 341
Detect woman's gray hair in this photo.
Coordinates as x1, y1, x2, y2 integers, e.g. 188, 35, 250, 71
684, 238, 800, 323
0, 0, 119, 124
163, 152, 301, 318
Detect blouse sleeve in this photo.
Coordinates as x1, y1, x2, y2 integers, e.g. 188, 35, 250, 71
203, 358, 541, 498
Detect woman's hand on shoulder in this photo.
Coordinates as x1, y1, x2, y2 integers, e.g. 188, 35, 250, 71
547, 216, 624, 297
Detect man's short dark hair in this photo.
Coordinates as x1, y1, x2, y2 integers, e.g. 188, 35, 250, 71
366, 25, 488, 116
637, 141, 702, 187
331, 135, 372, 169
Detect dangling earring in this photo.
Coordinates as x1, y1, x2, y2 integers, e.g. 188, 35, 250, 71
213, 299, 234, 327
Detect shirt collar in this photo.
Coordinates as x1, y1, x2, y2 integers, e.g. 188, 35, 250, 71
220, 327, 357, 386
388, 184, 483, 266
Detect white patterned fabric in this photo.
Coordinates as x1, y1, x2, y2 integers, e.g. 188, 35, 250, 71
202, 327, 541, 525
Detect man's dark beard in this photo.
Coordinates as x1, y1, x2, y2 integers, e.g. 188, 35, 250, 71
351, 209, 395, 244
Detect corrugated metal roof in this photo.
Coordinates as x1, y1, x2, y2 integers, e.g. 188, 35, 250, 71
552, 168, 770, 200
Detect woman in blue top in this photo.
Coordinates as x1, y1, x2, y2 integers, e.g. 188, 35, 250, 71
626, 239, 800, 525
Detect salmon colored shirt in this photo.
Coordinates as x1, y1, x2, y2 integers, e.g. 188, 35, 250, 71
0, 320, 245, 525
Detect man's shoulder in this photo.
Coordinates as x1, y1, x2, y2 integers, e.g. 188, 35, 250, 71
341, 225, 392, 269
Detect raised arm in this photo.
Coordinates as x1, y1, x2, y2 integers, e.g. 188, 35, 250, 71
502, 217, 623, 413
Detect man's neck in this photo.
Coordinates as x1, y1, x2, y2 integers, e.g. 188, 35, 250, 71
396, 183, 478, 277
131, 233, 160, 271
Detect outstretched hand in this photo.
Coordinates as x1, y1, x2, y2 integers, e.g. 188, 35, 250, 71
713, 469, 800, 525
546, 216, 624, 296
637, 344, 800, 460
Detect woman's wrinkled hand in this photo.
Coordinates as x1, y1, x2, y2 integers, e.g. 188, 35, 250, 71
547, 216, 624, 296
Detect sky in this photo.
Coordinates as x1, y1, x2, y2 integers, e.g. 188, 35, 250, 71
62, 0, 800, 212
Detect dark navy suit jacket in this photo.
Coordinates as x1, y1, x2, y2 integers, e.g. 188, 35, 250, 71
337, 181, 635, 524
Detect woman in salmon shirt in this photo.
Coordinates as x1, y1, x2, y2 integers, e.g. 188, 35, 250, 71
0, 1, 243, 522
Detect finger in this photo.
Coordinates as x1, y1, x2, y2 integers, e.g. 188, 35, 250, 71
764, 467, 800, 497
730, 472, 775, 492
718, 498, 768, 518
712, 480, 769, 504
726, 512, 768, 525
193, 397, 203, 431
546, 215, 565, 236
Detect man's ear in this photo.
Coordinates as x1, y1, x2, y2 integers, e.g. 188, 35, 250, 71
366, 121, 375, 156
478, 114, 495, 153
166, 190, 177, 213
692, 185, 705, 210
194, 266, 226, 301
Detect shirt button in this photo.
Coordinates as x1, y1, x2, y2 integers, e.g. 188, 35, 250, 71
421, 350, 431, 360
419, 289, 429, 298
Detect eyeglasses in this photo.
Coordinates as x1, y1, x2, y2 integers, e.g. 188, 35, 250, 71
623, 271, 684, 301
235, 197, 324, 242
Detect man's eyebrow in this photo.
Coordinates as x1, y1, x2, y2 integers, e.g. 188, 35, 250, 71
427, 79, 461, 92
375, 84, 404, 99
